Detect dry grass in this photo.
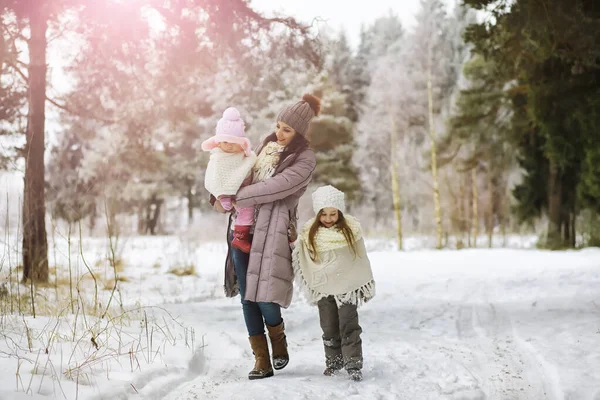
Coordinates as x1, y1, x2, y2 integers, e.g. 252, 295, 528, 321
0, 292, 33, 314
50, 273, 96, 288
94, 257, 125, 273
0, 287, 97, 317
112, 258, 125, 273
101, 275, 129, 290
168, 264, 196, 277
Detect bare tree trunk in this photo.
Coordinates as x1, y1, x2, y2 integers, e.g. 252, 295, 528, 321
389, 115, 403, 251
145, 201, 151, 234
458, 172, 466, 248
547, 159, 563, 248
88, 201, 97, 236
466, 173, 472, 247
22, 7, 49, 283
105, 198, 120, 241
373, 195, 381, 223
562, 210, 570, 247
500, 178, 508, 247
426, 51, 443, 249
187, 186, 194, 224
471, 168, 478, 248
487, 167, 494, 248
149, 200, 162, 235
570, 210, 576, 248
146, 195, 163, 236
444, 170, 463, 249
567, 193, 576, 248
137, 204, 144, 234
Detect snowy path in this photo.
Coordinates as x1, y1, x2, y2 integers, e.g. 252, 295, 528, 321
91, 247, 600, 400
454, 302, 548, 399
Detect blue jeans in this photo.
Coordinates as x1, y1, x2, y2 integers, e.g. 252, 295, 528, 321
230, 233, 283, 337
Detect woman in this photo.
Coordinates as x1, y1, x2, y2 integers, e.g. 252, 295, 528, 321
212, 94, 320, 379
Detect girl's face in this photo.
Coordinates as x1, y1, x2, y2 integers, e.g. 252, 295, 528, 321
219, 142, 244, 154
275, 121, 296, 146
319, 207, 339, 228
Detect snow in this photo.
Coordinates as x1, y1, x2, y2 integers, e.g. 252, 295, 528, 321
0, 234, 599, 400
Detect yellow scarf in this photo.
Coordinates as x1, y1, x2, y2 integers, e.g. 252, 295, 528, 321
300, 215, 363, 255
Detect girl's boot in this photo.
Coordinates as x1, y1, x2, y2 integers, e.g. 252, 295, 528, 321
232, 225, 252, 253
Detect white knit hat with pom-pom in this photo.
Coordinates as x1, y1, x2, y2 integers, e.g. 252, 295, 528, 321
312, 185, 345, 214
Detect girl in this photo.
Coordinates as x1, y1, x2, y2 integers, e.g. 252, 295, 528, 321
293, 185, 376, 382
202, 107, 257, 253
211, 94, 320, 380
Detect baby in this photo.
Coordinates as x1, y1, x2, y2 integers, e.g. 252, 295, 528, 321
202, 107, 257, 252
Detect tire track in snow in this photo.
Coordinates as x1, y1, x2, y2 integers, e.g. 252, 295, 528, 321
455, 302, 557, 400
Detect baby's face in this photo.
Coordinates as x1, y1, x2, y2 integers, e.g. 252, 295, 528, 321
219, 142, 245, 154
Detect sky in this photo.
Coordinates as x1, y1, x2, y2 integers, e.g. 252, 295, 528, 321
250, 0, 428, 50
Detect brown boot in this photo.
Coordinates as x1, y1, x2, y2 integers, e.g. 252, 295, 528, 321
232, 225, 252, 253
248, 334, 274, 380
266, 321, 289, 370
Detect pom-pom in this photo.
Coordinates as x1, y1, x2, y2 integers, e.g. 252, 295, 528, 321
302, 94, 321, 116
222, 107, 241, 121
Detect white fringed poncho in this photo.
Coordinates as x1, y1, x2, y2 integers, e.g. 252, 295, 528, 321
293, 215, 376, 308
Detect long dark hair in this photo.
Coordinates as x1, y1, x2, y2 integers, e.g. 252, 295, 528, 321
260, 132, 310, 169
308, 211, 357, 261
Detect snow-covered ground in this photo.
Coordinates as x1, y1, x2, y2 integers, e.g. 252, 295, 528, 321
0, 235, 599, 400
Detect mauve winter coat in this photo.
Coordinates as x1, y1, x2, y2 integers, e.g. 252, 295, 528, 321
222, 144, 316, 308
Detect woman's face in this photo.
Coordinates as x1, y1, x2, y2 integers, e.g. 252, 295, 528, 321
319, 207, 339, 228
275, 121, 296, 146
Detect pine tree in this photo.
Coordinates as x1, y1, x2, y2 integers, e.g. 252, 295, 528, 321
310, 111, 361, 201
440, 55, 514, 247
347, 26, 371, 122
0, 21, 26, 169
46, 122, 97, 225
406, 0, 455, 248
464, 0, 600, 248
43, 1, 321, 239
347, 14, 404, 122
308, 35, 361, 201
0, 22, 26, 137
329, 31, 358, 122
353, 13, 405, 220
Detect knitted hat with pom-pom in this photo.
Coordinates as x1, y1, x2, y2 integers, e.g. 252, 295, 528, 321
201, 107, 252, 156
277, 94, 321, 136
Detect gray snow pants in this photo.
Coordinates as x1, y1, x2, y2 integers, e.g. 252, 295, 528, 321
317, 295, 363, 371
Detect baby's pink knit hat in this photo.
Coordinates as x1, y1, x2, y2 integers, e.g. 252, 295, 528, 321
201, 107, 252, 156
